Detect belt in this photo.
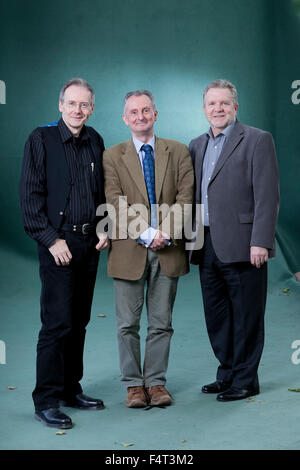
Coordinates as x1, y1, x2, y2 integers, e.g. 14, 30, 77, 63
60, 223, 96, 235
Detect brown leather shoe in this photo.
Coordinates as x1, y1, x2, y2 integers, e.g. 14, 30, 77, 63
146, 385, 172, 406
126, 386, 148, 408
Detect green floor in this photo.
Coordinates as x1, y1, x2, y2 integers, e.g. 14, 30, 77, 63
0, 244, 300, 450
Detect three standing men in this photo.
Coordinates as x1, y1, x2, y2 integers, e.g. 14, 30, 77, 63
189, 80, 279, 401
20, 76, 279, 426
20, 78, 109, 428
103, 90, 194, 407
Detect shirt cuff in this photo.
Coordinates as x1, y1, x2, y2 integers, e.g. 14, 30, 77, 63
36, 228, 60, 248
137, 228, 172, 247
137, 227, 157, 247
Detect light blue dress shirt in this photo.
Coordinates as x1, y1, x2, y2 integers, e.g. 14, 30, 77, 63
132, 136, 171, 248
132, 136, 157, 247
202, 120, 235, 226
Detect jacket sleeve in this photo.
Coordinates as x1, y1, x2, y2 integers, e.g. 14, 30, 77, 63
19, 128, 59, 247
250, 131, 280, 249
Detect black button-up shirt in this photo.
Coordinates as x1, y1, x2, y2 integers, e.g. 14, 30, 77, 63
20, 118, 100, 247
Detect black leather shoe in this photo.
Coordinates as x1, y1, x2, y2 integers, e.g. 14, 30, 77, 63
202, 380, 231, 394
60, 393, 105, 410
217, 386, 260, 402
35, 407, 73, 429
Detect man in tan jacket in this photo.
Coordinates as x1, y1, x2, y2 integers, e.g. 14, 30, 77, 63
103, 90, 194, 408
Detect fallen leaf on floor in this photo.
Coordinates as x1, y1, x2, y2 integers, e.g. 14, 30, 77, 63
247, 397, 255, 402
56, 431, 66, 435
288, 387, 300, 392
282, 288, 290, 294
181, 439, 187, 443
97, 314, 106, 317
8, 386, 16, 390
120, 442, 134, 447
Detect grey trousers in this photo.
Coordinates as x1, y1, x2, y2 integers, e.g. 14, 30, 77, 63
114, 249, 178, 388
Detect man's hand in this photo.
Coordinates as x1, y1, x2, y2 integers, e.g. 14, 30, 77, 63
96, 233, 110, 251
149, 231, 170, 251
49, 238, 72, 266
250, 246, 268, 268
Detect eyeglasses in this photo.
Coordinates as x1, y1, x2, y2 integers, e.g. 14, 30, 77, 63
63, 101, 92, 110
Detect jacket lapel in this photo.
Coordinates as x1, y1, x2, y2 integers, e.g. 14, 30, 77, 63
121, 139, 149, 203
210, 120, 245, 183
195, 135, 209, 202
121, 137, 170, 203
155, 138, 170, 202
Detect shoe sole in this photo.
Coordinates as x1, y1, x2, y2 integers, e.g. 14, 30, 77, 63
34, 414, 73, 429
126, 401, 148, 408
149, 394, 173, 406
216, 391, 260, 402
63, 404, 105, 410
59, 401, 105, 410
150, 399, 172, 406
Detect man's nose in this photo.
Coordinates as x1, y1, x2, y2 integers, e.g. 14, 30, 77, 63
137, 111, 145, 120
214, 102, 223, 111
74, 104, 82, 112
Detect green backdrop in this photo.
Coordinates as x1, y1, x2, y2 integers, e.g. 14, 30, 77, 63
0, 0, 299, 274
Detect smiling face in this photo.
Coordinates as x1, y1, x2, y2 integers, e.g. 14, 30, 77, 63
59, 85, 94, 136
203, 87, 238, 136
122, 94, 158, 141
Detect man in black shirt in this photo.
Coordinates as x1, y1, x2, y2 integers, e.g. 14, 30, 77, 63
20, 78, 109, 429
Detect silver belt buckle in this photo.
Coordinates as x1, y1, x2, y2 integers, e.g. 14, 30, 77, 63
82, 223, 89, 234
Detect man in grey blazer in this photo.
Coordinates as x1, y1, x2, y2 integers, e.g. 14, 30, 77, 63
189, 79, 279, 401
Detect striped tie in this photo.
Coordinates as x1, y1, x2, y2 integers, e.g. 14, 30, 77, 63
141, 144, 157, 228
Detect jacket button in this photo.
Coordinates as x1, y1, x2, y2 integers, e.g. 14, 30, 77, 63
59, 211, 64, 216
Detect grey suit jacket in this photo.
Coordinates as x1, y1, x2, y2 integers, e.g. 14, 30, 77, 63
189, 120, 280, 264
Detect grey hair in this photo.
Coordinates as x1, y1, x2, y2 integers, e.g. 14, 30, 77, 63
203, 79, 238, 106
123, 89, 156, 113
59, 78, 95, 105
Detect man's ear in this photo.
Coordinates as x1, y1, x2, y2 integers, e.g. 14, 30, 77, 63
89, 104, 95, 116
122, 114, 129, 126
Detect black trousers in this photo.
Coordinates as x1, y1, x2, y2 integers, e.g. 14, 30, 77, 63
33, 232, 100, 411
199, 231, 267, 389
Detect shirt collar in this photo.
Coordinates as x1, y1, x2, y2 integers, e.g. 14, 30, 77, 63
58, 118, 89, 143
132, 135, 156, 154
206, 119, 236, 140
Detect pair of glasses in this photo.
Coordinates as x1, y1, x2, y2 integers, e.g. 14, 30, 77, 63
64, 101, 92, 110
